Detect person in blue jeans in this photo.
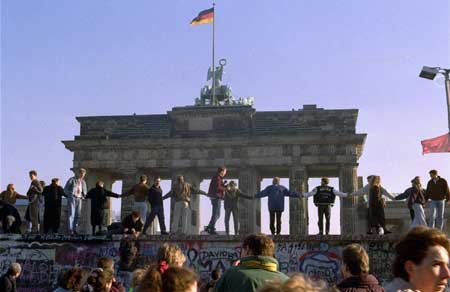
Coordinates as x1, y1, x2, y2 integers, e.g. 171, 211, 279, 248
64, 168, 87, 235
144, 176, 168, 235
255, 177, 299, 235
426, 169, 450, 230
205, 167, 227, 234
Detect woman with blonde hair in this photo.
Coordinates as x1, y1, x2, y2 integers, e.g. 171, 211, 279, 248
136, 264, 197, 292
350, 175, 395, 234
257, 273, 330, 292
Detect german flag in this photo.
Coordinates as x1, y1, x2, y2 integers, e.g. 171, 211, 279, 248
190, 8, 214, 26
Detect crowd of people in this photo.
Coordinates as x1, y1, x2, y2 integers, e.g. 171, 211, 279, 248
2, 227, 450, 292
0, 167, 448, 236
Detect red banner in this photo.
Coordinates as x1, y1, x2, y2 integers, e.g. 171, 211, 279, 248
421, 132, 450, 154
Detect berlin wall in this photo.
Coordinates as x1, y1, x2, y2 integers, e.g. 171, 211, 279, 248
0, 234, 396, 292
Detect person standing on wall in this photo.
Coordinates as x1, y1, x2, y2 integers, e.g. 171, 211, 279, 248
301, 177, 347, 235
205, 167, 227, 235
86, 180, 121, 235
350, 175, 395, 234
64, 168, 87, 235
397, 176, 427, 228
26, 170, 43, 234
143, 176, 168, 235
255, 177, 299, 235
122, 175, 150, 229
163, 175, 207, 235
426, 169, 450, 231
223, 180, 252, 235
42, 178, 66, 234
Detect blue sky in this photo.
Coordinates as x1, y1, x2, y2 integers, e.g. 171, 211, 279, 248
2, 1, 449, 234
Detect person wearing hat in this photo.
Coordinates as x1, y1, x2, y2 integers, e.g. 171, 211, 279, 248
397, 176, 427, 228
223, 181, 252, 235
301, 177, 347, 235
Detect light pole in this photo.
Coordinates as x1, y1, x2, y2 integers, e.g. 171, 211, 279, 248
419, 66, 450, 132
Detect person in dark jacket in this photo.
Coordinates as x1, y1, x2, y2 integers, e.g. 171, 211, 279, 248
0, 184, 27, 205
0, 263, 21, 292
143, 176, 168, 235
255, 177, 299, 235
302, 177, 347, 235
86, 180, 121, 235
426, 169, 450, 230
123, 211, 144, 238
0, 200, 22, 234
397, 176, 427, 228
205, 167, 227, 234
26, 170, 43, 233
337, 244, 384, 292
42, 178, 66, 233
223, 181, 252, 235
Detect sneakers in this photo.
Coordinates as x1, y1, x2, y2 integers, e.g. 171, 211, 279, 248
161, 231, 169, 235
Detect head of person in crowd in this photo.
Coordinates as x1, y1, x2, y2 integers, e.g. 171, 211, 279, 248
218, 166, 227, 178
40, 180, 46, 188
341, 243, 369, 278
241, 233, 275, 257
258, 273, 329, 292
211, 268, 221, 281
6, 263, 21, 280
97, 257, 114, 272
51, 178, 60, 186
29, 170, 37, 181
130, 268, 146, 290
86, 268, 114, 292
140, 175, 148, 184
366, 175, 374, 183
57, 267, 86, 292
429, 169, 438, 180
154, 176, 161, 188
176, 175, 184, 185
156, 243, 186, 267
77, 168, 87, 180
393, 226, 450, 292
272, 177, 280, 186
96, 180, 105, 188
137, 265, 198, 292
369, 175, 381, 187
321, 177, 329, 186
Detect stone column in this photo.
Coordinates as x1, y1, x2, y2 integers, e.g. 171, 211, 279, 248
289, 166, 309, 235
238, 168, 261, 234
339, 164, 359, 235
121, 170, 138, 220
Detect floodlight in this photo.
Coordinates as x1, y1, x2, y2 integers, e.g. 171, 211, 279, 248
419, 66, 439, 80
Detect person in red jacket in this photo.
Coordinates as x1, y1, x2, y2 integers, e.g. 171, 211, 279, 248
204, 166, 227, 234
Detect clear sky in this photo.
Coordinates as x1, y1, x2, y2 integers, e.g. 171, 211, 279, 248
1, 1, 449, 235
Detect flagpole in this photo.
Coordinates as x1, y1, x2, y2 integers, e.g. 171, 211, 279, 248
212, 2, 216, 106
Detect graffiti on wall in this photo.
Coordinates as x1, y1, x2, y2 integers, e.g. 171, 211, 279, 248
0, 237, 398, 292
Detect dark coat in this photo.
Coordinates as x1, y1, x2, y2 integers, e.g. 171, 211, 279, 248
0, 274, 16, 292
42, 184, 66, 230
148, 184, 163, 208
0, 203, 22, 234
208, 174, 226, 199
337, 274, 385, 292
224, 188, 252, 210
255, 184, 298, 211
368, 186, 385, 229
86, 186, 120, 226
426, 176, 450, 201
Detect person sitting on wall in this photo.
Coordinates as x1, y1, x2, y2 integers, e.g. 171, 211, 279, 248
0, 184, 27, 205
123, 210, 144, 238
86, 180, 121, 235
350, 175, 395, 234
0, 200, 22, 234
255, 177, 299, 235
301, 177, 347, 235
223, 180, 252, 235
